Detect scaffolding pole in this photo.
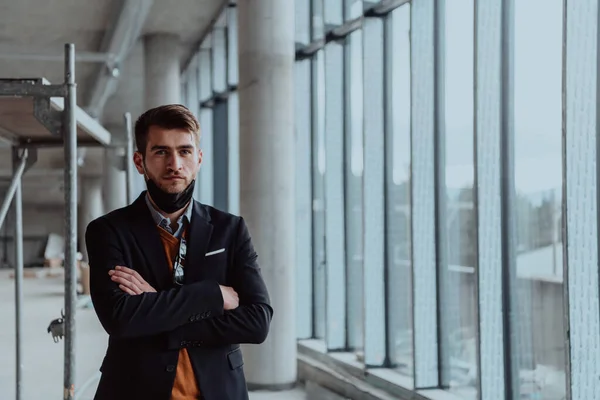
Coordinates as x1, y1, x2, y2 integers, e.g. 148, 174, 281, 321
14, 153, 24, 400
63, 43, 77, 400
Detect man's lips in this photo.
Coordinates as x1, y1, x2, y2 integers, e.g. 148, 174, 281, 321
164, 176, 185, 180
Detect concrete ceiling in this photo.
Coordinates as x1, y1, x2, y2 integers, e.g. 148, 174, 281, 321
0, 0, 226, 205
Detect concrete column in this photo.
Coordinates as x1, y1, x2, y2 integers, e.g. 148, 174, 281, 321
102, 147, 127, 213
144, 33, 181, 108
238, 0, 296, 389
79, 176, 103, 262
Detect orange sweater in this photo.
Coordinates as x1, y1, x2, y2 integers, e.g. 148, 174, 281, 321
157, 226, 200, 400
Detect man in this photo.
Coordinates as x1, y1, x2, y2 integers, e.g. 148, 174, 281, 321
85, 104, 272, 400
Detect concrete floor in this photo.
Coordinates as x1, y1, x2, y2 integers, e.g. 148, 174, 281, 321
0, 268, 305, 400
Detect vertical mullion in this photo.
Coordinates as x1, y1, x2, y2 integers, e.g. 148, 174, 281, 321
363, 16, 386, 367
296, 59, 314, 339
433, 0, 449, 386
474, 0, 506, 398
564, 1, 600, 399
411, 0, 439, 388
324, 42, 347, 351
500, 0, 519, 398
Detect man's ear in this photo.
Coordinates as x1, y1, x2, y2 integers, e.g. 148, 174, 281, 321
197, 149, 203, 167
133, 152, 145, 175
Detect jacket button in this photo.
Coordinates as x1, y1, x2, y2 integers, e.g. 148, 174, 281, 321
166, 365, 175, 372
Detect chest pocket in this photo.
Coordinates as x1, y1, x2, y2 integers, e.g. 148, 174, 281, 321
201, 246, 230, 283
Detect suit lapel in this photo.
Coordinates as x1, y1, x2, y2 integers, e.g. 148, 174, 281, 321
129, 194, 172, 290
185, 201, 213, 283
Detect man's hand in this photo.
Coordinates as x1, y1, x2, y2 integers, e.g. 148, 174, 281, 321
220, 285, 239, 310
109, 266, 157, 295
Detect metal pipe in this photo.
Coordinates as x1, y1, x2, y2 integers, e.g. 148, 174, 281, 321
0, 150, 28, 229
0, 51, 114, 63
13, 148, 26, 400
124, 112, 135, 204
87, 0, 154, 118
63, 43, 78, 400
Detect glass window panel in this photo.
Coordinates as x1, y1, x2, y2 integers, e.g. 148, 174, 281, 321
344, 30, 364, 352
212, 101, 228, 211
324, 41, 346, 351
181, 80, 188, 108
388, 2, 413, 377
296, 0, 311, 45
512, 1, 566, 399
212, 28, 227, 94
227, 92, 240, 216
227, 7, 238, 86
439, 0, 477, 397
312, 0, 325, 40
411, 0, 439, 387
324, 0, 343, 26
186, 57, 200, 117
345, 0, 362, 20
295, 60, 314, 339
197, 107, 214, 205
363, 16, 386, 366
312, 50, 327, 339
198, 50, 212, 102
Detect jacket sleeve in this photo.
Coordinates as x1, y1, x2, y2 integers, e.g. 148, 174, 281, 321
86, 217, 225, 339
166, 217, 273, 349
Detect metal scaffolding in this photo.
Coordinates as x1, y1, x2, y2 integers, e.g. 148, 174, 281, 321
0, 44, 112, 400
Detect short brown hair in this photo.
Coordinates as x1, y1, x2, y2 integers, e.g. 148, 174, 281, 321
134, 104, 200, 155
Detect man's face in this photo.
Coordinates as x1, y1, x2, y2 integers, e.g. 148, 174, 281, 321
133, 125, 202, 194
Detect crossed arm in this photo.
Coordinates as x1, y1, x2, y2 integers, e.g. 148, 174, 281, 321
109, 266, 240, 312
85, 216, 273, 347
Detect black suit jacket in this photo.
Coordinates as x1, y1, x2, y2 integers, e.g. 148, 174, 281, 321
85, 192, 272, 400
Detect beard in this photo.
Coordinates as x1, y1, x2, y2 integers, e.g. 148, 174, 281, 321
142, 162, 195, 213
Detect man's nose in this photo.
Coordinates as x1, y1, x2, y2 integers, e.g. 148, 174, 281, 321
167, 154, 183, 170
